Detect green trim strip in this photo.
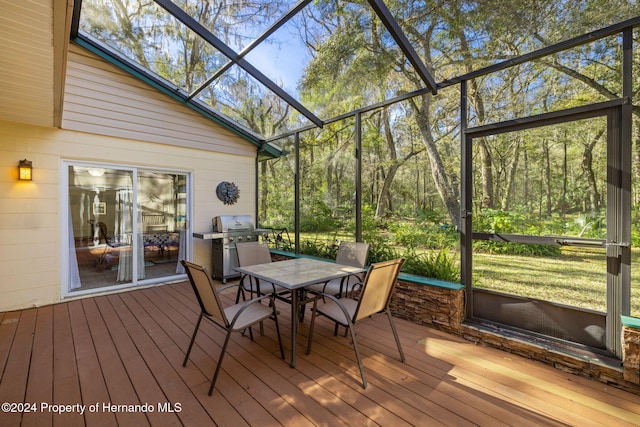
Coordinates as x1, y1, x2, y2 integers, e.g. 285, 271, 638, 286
621, 315, 640, 329
397, 273, 464, 290
259, 143, 282, 159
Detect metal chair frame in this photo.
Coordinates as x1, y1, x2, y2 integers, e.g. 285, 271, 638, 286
181, 260, 285, 395
306, 258, 406, 389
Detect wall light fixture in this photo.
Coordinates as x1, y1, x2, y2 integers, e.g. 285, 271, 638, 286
18, 159, 33, 181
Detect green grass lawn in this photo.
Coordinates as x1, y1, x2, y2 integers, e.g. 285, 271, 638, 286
473, 246, 640, 317
290, 232, 640, 317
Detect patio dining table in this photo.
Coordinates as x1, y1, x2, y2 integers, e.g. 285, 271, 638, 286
235, 257, 365, 367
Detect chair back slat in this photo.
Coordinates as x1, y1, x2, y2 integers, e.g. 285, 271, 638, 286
236, 241, 272, 267
181, 261, 227, 325
335, 241, 370, 268
354, 258, 404, 322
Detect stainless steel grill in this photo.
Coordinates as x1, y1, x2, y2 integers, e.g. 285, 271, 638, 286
194, 215, 268, 282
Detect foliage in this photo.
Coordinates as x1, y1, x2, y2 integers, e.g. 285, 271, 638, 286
362, 236, 401, 265
402, 248, 460, 282
630, 210, 640, 247
299, 199, 340, 232
388, 220, 458, 250
298, 207, 461, 281
473, 209, 562, 256
297, 235, 459, 281
564, 213, 606, 240
298, 237, 337, 259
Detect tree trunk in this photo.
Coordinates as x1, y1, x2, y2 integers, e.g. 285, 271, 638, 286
542, 140, 552, 216
412, 94, 461, 229
375, 109, 399, 217
561, 139, 567, 218
376, 164, 400, 217
633, 116, 640, 206
457, 19, 493, 209
500, 138, 521, 210
478, 138, 494, 208
523, 148, 529, 210
259, 160, 268, 223
582, 128, 604, 212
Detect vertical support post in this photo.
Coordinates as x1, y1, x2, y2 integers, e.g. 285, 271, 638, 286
620, 27, 632, 318
355, 112, 363, 242
254, 155, 259, 225
607, 27, 633, 358
294, 132, 301, 254
460, 80, 473, 319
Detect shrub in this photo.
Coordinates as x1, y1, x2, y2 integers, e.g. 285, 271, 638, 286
365, 237, 401, 264
473, 209, 561, 256
401, 248, 460, 282
299, 237, 336, 258
388, 221, 458, 250
300, 199, 340, 232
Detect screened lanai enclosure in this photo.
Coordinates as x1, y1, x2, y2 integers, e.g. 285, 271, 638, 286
72, 1, 640, 360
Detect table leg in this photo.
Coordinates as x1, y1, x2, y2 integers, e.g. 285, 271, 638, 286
289, 289, 298, 367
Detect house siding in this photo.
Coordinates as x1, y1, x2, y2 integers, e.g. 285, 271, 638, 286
0, 0, 54, 127
63, 44, 256, 156
0, 46, 258, 312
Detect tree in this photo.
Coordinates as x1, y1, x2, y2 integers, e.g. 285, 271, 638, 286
372, 108, 424, 217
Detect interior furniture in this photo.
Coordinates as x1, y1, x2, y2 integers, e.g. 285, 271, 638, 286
143, 231, 179, 257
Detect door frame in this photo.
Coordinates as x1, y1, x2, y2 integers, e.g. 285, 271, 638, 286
460, 99, 631, 358
60, 160, 192, 298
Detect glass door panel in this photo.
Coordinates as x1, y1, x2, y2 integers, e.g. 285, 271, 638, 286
67, 164, 189, 293
68, 165, 134, 291
138, 172, 188, 280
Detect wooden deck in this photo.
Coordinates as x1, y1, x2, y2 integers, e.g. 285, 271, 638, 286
1, 281, 638, 427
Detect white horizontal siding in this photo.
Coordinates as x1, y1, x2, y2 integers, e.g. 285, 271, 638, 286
0, 119, 257, 311
62, 45, 256, 157
0, 0, 54, 126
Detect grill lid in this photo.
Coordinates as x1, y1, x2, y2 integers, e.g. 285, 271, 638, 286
213, 215, 255, 232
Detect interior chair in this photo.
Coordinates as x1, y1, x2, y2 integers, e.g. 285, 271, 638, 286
95, 221, 128, 270
306, 241, 370, 297
181, 260, 284, 396
235, 241, 289, 302
305, 258, 406, 389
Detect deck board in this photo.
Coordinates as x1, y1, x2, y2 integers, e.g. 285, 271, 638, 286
0, 280, 638, 426
97, 294, 182, 427
81, 297, 150, 427
0, 309, 36, 427
51, 303, 84, 427
22, 305, 53, 427
419, 336, 640, 426
113, 291, 214, 426
68, 300, 118, 426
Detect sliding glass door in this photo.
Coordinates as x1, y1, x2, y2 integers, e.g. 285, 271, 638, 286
64, 162, 190, 294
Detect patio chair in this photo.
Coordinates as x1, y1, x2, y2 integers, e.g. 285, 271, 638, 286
306, 241, 370, 297
94, 221, 129, 270
181, 260, 285, 395
306, 258, 406, 389
235, 241, 289, 302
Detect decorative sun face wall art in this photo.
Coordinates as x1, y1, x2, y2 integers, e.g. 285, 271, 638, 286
216, 181, 240, 205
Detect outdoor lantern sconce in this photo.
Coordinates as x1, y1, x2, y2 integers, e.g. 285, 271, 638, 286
18, 159, 33, 181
